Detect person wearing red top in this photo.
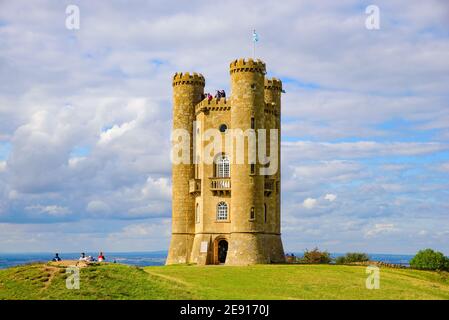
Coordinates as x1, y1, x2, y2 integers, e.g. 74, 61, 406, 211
98, 252, 105, 262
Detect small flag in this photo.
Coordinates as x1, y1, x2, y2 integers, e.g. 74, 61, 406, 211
252, 30, 259, 43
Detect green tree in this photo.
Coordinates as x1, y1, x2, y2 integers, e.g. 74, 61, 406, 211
298, 248, 331, 264
410, 249, 449, 271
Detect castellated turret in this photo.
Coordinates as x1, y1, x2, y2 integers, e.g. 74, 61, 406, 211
166, 72, 204, 265
166, 59, 285, 265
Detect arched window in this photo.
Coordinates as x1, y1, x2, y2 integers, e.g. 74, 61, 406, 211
195, 204, 200, 223
216, 202, 228, 221
250, 207, 255, 220
214, 154, 230, 178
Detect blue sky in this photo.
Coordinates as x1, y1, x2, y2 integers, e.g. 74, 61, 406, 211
0, 0, 448, 254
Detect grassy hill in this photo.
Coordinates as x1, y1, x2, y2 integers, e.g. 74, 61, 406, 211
1, 262, 449, 300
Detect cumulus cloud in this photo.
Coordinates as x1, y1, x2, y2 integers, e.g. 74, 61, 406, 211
302, 198, 317, 209
324, 194, 337, 202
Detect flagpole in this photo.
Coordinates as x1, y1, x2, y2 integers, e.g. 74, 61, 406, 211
252, 29, 256, 58
253, 39, 255, 58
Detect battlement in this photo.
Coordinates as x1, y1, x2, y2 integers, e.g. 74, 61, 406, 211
229, 58, 266, 75
172, 72, 205, 87
264, 77, 282, 91
196, 97, 230, 114
198, 97, 228, 107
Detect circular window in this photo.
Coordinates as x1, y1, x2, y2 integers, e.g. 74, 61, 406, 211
219, 124, 227, 133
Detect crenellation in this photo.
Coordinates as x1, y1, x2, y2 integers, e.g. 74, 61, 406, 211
264, 77, 282, 91
172, 72, 205, 87
229, 58, 266, 74
196, 98, 230, 114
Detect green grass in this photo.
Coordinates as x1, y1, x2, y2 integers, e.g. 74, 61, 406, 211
147, 264, 449, 300
0, 263, 193, 300
1, 263, 449, 300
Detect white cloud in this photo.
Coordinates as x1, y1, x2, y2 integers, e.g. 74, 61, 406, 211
365, 223, 397, 238
25, 205, 72, 217
292, 160, 362, 181
284, 141, 449, 161
68, 157, 86, 168
324, 194, 337, 202
110, 222, 170, 238
418, 230, 428, 236
98, 120, 137, 145
0, 161, 6, 172
303, 198, 317, 209
86, 200, 110, 213
141, 176, 171, 199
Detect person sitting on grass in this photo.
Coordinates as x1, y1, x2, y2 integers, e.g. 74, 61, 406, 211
79, 252, 87, 261
52, 253, 61, 262
98, 252, 105, 262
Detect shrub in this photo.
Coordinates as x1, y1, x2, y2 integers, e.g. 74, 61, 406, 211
336, 252, 370, 264
298, 248, 331, 264
410, 249, 449, 271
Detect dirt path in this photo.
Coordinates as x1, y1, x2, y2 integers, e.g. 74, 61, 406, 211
39, 266, 59, 292
144, 269, 192, 287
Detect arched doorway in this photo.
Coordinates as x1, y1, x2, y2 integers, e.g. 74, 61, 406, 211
217, 239, 228, 264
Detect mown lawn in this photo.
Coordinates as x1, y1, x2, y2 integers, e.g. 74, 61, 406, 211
145, 264, 449, 300
1, 262, 448, 300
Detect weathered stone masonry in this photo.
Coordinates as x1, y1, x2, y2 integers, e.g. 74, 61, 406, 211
166, 58, 285, 265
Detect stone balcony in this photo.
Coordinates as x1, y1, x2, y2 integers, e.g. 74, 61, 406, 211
189, 178, 201, 195
210, 177, 231, 196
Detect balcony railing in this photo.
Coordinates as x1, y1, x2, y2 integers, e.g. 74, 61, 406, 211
210, 177, 231, 196
189, 178, 201, 195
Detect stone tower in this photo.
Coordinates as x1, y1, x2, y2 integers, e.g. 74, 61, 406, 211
166, 72, 204, 265
166, 58, 285, 265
